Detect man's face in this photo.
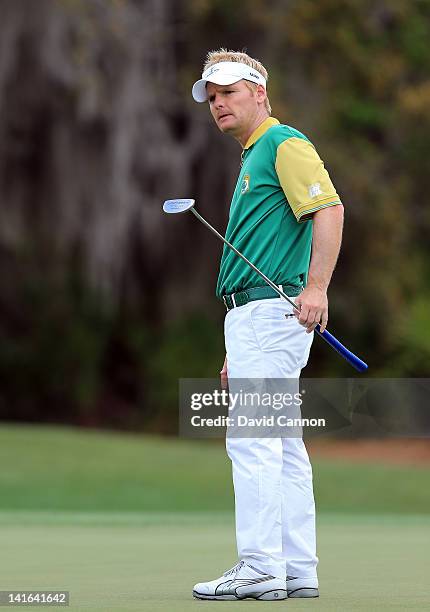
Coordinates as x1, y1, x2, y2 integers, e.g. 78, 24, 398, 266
206, 80, 262, 137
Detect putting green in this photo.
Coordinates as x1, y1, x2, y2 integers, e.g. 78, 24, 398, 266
0, 425, 429, 515
0, 425, 429, 609
0, 512, 428, 611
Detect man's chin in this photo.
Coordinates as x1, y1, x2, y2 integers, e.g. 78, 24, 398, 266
218, 121, 237, 134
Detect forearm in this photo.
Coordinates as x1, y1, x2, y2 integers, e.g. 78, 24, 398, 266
307, 204, 344, 291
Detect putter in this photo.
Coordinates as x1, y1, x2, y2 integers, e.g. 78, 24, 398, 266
163, 198, 368, 372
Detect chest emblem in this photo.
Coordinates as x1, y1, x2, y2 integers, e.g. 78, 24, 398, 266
241, 174, 250, 194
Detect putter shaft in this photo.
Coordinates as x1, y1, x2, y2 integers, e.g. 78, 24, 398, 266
191, 208, 298, 311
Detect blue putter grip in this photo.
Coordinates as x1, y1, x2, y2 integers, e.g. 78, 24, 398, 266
316, 327, 368, 372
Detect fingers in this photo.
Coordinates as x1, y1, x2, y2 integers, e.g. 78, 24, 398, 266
296, 302, 316, 331
319, 310, 329, 333
297, 307, 329, 333
304, 309, 318, 333
220, 356, 228, 391
305, 313, 320, 333
292, 288, 328, 333
298, 303, 310, 326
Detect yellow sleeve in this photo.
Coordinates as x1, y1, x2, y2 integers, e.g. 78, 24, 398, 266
275, 137, 342, 222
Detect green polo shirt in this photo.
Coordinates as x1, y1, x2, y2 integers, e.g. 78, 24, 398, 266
216, 117, 342, 299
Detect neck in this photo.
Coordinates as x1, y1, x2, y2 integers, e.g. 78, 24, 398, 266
235, 110, 270, 148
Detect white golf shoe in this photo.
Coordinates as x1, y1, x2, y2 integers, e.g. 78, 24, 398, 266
286, 575, 319, 598
193, 560, 288, 601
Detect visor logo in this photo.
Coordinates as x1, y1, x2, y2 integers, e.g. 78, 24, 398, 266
205, 66, 220, 77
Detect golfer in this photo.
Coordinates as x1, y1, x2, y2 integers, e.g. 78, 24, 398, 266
191, 49, 344, 601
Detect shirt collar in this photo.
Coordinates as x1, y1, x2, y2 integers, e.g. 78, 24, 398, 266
243, 117, 280, 149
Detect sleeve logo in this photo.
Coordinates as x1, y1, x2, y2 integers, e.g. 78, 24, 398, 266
308, 182, 323, 198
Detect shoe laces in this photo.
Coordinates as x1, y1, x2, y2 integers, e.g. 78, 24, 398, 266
223, 560, 244, 577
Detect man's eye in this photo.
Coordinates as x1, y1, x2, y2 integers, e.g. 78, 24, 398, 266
209, 90, 233, 102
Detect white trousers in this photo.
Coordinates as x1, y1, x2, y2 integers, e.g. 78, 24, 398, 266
224, 297, 318, 581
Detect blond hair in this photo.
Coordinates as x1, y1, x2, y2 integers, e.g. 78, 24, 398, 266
203, 49, 272, 115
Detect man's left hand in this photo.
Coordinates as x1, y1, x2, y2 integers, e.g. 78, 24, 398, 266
294, 286, 328, 333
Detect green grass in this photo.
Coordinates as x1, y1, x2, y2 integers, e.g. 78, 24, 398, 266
0, 425, 429, 610
0, 424, 429, 514
0, 512, 429, 611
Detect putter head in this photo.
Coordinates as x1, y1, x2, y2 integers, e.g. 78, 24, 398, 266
163, 199, 195, 214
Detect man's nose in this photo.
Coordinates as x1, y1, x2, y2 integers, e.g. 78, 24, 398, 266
214, 94, 224, 108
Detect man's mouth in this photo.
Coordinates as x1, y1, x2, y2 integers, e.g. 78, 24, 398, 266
218, 113, 232, 121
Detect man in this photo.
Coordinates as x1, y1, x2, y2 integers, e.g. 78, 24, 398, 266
191, 50, 344, 601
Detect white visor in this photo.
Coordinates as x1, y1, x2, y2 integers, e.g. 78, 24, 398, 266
192, 61, 266, 103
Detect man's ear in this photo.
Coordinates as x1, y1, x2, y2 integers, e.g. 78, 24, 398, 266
256, 84, 267, 105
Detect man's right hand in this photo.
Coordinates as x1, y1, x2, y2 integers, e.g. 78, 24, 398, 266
220, 355, 228, 390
